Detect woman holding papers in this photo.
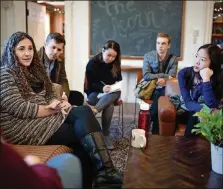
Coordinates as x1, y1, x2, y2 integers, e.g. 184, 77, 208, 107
86, 40, 122, 150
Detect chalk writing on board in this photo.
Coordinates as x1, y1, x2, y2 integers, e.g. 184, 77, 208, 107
158, 1, 172, 12
101, 10, 160, 41
90, 1, 183, 57
97, 1, 137, 17
92, 19, 100, 39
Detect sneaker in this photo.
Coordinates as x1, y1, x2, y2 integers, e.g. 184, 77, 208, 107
91, 108, 99, 115
104, 136, 115, 150
86, 102, 98, 115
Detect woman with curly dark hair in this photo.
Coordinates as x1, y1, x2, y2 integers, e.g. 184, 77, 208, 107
0, 32, 122, 188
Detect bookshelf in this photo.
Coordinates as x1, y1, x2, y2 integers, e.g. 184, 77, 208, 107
212, 1, 223, 48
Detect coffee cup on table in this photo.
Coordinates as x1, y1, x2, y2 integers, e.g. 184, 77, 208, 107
131, 129, 146, 148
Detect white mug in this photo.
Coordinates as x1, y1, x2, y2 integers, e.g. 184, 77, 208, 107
131, 129, 147, 148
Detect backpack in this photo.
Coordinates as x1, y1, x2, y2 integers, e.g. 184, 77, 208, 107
134, 78, 158, 100
134, 54, 173, 100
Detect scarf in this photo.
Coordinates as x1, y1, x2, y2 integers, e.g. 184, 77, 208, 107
22, 68, 44, 94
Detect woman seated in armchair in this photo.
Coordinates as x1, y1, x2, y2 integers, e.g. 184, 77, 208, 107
0, 32, 122, 188
177, 44, 222, 136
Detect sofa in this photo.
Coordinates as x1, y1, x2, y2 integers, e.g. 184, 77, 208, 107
158, 78, 186, 136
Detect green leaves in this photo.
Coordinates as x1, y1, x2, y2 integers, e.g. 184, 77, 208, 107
192, 104, 223, 145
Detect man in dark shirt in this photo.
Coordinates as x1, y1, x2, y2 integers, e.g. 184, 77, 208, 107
38, 33, 84, 105
142, 33, 178, 133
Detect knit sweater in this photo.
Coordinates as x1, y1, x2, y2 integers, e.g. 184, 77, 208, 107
0, 66, 65, 145
142, 50, 178, 81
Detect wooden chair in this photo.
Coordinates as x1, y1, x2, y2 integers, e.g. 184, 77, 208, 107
84, 76, 124, 137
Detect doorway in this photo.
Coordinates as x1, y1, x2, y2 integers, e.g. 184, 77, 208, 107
26, 1, 65, 50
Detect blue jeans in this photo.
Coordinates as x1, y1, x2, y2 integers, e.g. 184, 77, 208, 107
150, 87, 165, 132
88, 91, 121, 136
177, 111, 199, 137
46, 153, 82, 188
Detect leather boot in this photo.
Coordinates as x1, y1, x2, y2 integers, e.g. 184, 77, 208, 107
81, 131, 123, 188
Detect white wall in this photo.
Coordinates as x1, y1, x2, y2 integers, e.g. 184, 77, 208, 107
65, 1, 89, 94
1, 1, 50, 53
1, 1, 214, 103
27, 2, 46, 50
65, 1, 214, 103
1, 1, 26, 53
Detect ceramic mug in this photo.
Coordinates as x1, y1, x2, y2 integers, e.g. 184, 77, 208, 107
131, 129, 146, 148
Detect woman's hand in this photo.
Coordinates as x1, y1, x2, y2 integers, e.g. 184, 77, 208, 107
61, 92, 68, 101
58, 100, 71, 110
45, 99, 62, 110
103, 85, 111, 93
200, 68, 213, 82
37, 99, 61, 117
59, 100, 71, 118
24, 155, 43, 166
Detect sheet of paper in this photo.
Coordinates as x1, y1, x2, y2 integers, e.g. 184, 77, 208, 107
110, 81, 122, 92
97, 81, 122, 99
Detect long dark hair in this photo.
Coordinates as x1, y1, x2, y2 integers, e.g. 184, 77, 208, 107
96, 40, 121, 78
185, 44, 222, 100
1, 31, 53, 98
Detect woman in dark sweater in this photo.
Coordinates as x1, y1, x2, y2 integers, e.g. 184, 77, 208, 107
0, 32, 122, 188
86, 40, 122, 150
177, 44, 222, 136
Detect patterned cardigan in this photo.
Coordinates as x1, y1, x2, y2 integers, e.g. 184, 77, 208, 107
0, 66, 65, 145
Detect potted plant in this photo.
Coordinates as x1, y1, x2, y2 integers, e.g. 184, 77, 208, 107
192, 104, 223, 175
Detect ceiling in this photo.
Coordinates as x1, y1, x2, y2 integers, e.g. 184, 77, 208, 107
37, 1, 64, 6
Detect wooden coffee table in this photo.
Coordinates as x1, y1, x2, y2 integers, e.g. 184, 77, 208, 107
123, 135, 223, 188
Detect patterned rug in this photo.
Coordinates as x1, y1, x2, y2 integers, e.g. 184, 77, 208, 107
97, 117, 137, 174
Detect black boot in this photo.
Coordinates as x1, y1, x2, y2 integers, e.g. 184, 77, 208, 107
81, 131, 123, 188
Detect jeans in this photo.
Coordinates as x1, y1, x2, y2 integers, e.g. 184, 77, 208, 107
46, 153, 82, 188
87, 91, 121, 136
177, 111, 199, 137
149, 87, 165, 132
46, 105, 101, 188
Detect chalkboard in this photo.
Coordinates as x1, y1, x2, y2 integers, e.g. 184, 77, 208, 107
89, 1, 184, 58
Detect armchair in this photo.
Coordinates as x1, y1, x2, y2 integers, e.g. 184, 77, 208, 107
158, 78, 186, 136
